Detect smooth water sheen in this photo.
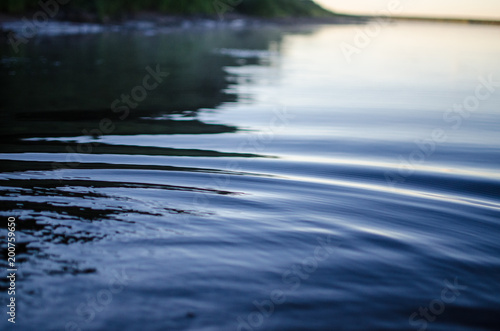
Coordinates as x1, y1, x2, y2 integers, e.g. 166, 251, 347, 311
1, 21, 500, 331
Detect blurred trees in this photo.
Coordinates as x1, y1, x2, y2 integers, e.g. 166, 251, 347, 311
0, 0, 333, 18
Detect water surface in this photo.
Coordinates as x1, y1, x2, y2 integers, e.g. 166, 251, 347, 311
1, 21, 500, 330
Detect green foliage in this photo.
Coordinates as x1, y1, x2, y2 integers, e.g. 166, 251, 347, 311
0, 0, 333, 18
237, 0, 333, 17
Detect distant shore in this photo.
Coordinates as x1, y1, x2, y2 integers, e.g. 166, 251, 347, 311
0, 11, 365, 41
374, 15, 500, 26
1, 10, 499, 43
0, 10, 362, 25
1, 9, 499, 27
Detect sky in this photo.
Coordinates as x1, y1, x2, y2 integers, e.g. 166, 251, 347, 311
315, 0, 500, 20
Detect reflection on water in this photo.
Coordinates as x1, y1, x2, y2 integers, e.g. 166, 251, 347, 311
0, 28, 286, 139
1, 22, 500, 330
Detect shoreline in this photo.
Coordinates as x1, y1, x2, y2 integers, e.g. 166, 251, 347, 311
374, 15, 500, 26
1, 11, 499, 42
1, 9, 499, 26
0, 12, 365, 40
0, 10, 364, 24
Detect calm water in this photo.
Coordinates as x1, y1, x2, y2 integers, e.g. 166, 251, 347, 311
1, 21, 500, 330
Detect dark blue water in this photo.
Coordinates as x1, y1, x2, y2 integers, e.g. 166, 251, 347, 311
1, 21, 500, 330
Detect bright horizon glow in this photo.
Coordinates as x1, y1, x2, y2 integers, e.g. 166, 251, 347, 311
315, 0, 500, 20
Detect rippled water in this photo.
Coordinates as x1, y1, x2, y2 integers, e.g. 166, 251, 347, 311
1, 21, 500, 330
